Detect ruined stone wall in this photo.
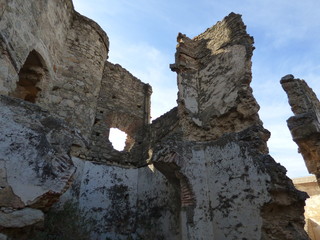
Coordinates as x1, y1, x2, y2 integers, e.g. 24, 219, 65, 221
281, 75, 320, 183
0, 0, 109, 139
59, 157, 181, 240
186, 132, 305, 239
0, 95, 179, 240
151, 125, 308, 239
170, 13, 260, 141
0, 0, 73, 95
87, 62, 152, 165
0, 95, 85, 235
48, 12, 108, 138
149, 13, 309, 239
150, 107, 179, 142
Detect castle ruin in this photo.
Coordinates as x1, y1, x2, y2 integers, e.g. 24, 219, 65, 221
0, 1, 314, 239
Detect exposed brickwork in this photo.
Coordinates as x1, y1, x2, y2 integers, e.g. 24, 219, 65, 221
153, 152, 196, 207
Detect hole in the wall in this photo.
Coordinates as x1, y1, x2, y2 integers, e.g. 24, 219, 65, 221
109, 128, 127, 151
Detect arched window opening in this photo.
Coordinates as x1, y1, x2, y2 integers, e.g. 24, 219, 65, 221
10, 50, 47, 103
109, 128, 128, 151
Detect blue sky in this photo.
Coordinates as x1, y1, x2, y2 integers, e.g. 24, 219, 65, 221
73, 0, 320, 178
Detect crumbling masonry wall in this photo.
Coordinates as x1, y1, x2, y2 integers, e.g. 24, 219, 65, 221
0, 0, 109, 138
149, 13, 308, 239
87, 62, 152, 165
170, 13, 260, 141
281, 75, 320, 184
59, 157, 181, 240
0, 95, 85, 237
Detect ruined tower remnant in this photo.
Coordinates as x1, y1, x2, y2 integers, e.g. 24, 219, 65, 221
281, 75, 320, 184
282, 75, 320, 239
0, 1, 310, 239
170, 13, 260, 141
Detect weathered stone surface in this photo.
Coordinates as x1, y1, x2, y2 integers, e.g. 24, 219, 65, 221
170, 13, 261, 141
281, 76, 320, 184
86, 62, 152, 166
0, 95, 84, 209
0, 0, 109, 139
151, 121, 308, 239
58, 157, 180, 240
0, 208, 44, 228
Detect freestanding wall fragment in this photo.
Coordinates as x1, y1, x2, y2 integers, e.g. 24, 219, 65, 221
170, 13, 261, 141
281, 74, 320, 184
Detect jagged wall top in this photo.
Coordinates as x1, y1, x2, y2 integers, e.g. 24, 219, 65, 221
171, 13, 261, 141
281, 75, 320, 181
